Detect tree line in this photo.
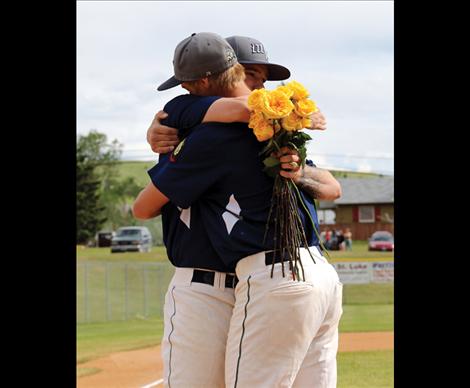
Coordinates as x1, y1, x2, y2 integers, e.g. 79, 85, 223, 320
76, 130, 145, 245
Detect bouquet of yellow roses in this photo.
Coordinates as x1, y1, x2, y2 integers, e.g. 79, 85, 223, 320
248, 81, 321, 280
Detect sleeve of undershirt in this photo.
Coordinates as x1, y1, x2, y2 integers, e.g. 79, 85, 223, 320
160, 94, 221, 133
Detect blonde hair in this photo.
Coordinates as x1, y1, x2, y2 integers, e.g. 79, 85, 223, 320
184, 63, 246, 95
208, 63, 246, 92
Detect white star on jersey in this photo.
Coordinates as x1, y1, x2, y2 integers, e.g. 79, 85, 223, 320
222, 194, 241, 234
177, 206, 191, 229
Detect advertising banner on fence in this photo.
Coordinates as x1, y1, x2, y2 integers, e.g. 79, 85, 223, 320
371, 261, 394, 283
332, 261, 394, 284
332, 262, 371, 284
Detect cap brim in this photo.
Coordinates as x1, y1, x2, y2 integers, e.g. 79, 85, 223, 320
157, 76, 182, 91
238, 60, 291, 81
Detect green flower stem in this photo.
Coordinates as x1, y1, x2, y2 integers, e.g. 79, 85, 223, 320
290, 179, 332, 262
272, 139, 282, 152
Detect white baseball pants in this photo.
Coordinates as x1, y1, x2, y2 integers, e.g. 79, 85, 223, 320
225, 247, 343, 388
161, 268, 236, 388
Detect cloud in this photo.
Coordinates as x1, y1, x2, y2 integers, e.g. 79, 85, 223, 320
77, 1, 393, 174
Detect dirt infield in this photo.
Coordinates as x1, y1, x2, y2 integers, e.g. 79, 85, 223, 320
78, 331, 393, 388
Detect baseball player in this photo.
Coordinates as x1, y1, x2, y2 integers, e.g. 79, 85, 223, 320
147, 35, 336, 213
134, 32, 343, 387
135, 34, 316, 388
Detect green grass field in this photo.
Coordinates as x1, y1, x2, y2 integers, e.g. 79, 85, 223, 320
77, 241, 393, 263
77, 316, 393, 383
338, 350, 393, 388
77, 317, 164, 364
77, 261, 174, 323
77, 282, 393, 384
77, 302, 393, 380
77, 240, 393, 384
339, 305, 393, 332
79, 162, 393, 383
116, 161, 156, 187
77, 246, 169, 262
326, 240, 394, 260
77, 281, 393, 359
342, 283, 394, 305
76, 244, 393, 324
76, 303, 392, 372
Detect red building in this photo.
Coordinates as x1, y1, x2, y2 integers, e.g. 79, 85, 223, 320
318, 177, 394, 241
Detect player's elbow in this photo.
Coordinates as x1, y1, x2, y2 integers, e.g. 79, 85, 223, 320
327, 180, 342, 200
238, 104, 251, 122
132, 201, 159, 220
317, 180, 342, 201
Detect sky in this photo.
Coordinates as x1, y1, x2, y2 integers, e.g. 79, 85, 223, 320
77, 0, 394, 175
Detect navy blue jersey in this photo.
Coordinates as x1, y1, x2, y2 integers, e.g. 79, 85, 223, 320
150, 94, 320, 270
148, 94, 236, 272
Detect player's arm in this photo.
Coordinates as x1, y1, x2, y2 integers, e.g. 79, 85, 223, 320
202, 95, 250, 123
132, 182, 170, 219
147, 99, 327, 154
294, 166, 342, 200
147, 110, 180, 154
204, 98, 327, 129
307, 109, 327, 130
277, 147, 341, 200
145, 95, 239, 154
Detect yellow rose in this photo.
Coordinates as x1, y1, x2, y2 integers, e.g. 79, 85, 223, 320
274, 85, 294, 99
285, 81, 309, 101
302, 117, 313, 129
248, 111, 265, 128
294, 99, 317, 117
249, 111, 274, 141
261, 89, 295, 119
281, 112, 303, 132
247, 89, 269, 111
253, 125, 275, 141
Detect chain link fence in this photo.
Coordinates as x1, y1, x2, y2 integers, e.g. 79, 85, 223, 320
77, 262, 174, 323
77, 261, 394, 323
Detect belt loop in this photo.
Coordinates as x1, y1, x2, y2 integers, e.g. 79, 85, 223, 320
215, 272, 222, 290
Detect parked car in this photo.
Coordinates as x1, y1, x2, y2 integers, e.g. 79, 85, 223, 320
111, 226, 152, 253
368, 231, 394, 251
96, 231, 114, 247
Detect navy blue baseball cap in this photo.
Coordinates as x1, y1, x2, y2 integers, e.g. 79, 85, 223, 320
225, 36, 290, 81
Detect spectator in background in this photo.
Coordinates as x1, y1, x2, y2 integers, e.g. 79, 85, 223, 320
320, 230, 326, 245
325, 229, 332, 249
344, 227, 353, 251
336, 229, 345, 251
330, 230, 337, 250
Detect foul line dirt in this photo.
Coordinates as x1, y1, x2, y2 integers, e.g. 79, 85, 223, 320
77, 331, 393, 388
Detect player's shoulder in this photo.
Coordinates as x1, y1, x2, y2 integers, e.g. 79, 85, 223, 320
194, 121, 248, 140
163, 93, 196, 112
164, 94, 219, 112
183, 122, 254, 157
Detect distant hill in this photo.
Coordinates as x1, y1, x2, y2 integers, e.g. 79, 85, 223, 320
117, 160, 389, 187
329, 170, 389, 179
117, 161, 157, 187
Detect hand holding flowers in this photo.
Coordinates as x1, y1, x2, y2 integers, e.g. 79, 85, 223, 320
247, 81, 323, 279
248, 81, 317, 177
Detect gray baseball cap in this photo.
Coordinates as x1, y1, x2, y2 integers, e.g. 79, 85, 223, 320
157, 32, 238, 91
225, 36, 290, 81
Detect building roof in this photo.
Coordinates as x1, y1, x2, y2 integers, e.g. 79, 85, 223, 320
319, 177, 394, 208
